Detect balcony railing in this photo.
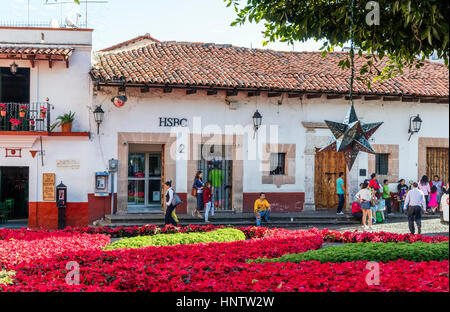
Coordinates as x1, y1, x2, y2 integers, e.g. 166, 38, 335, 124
0, 102, 51, 132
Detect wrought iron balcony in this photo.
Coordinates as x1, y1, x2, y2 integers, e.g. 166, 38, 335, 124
0, 102, 51, 132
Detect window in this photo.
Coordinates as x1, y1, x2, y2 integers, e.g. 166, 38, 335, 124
375, 153, 389, 175
270, 153, 286, 175
0, 67, 30, 103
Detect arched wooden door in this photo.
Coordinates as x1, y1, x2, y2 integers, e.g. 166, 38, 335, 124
314, 149, 347, 210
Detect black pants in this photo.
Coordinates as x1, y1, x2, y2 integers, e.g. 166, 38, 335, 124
384, 198, 392, 214
407, 205, 422, 234
352, 212, 363, 222
337, 194, 345, 213
165, 204, 177, 226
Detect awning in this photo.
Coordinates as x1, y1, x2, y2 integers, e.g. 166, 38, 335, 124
0, 46, 74, 68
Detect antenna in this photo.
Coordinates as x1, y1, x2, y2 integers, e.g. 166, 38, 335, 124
43, 0, 108, 27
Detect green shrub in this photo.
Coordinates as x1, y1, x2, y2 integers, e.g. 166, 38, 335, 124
249, 241, 449, 264
105, 228, 245, 250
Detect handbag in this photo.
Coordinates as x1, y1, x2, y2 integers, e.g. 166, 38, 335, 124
191, 187, 197, 197
173, 193, 182, 207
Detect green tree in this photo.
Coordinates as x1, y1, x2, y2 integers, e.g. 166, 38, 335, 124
225, 0, 449, 84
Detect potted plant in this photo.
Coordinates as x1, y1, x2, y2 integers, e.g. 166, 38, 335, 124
19, 105, 27, 118
40, 106, 47, 118
9, 118, 22, 130
0, 104, 6, 117
53, 111, 75, 133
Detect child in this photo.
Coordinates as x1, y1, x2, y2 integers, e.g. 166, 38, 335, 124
382, 179, 392, 215
203, 182, 214, 222
428, 185, 439, 214
397, 179, 409, 214
254, 193, 271, 227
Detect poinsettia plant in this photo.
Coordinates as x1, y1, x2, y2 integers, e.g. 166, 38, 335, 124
0, 104, 6, 112
9, 118, 22, 126
19, 105, 27, 113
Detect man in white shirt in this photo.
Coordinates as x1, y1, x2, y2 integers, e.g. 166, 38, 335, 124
404, 182, 427, 234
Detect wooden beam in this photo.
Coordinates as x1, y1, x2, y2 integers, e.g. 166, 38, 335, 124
401, 96, 419, 102
48, 56, 52, 68
307, 93, 322, 99
118, 86, 126, 92
326, 94, 344, 100
382, 96, 401, 101
29, 59, 35, 68
207, 89, 218, 96
186, 89, 197, 95
364, 95, 381, 101
268, 92, 282, 98
345, 95, 362, 100
248, 90, 261, 97
163, 87, 173, 93
287, 93, 303, 98
226, 90, 238, 97
140, 86, 150, 93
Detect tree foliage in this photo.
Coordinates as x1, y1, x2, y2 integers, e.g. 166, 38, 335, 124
225, 0, 449, 83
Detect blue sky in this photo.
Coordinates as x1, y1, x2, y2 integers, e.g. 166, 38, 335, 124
1, 0, 324, 51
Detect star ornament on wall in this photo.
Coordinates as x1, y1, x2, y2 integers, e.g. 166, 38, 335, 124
320, 104, 383, 170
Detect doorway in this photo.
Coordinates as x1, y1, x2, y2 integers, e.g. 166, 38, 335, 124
0, 67, 30, 103
314, 149, 347, 210
426, 147, 449, 183
198, 144, 233, 211
127, 144, 164, 212
0, 167, 29, 220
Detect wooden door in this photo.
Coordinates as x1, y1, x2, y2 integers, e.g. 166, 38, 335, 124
314, 149, 347, 210
427, 148, 449, 184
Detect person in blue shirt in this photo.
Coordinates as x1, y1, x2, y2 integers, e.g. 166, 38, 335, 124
336, 172, 345, 215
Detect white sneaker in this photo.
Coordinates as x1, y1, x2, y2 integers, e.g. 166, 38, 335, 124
363, 225, 369, 231
368, 226, 374, 230
337, 212, 345, 215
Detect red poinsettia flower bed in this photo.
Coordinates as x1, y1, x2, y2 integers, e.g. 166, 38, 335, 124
320, 229, 449, 244
0, 226, 448, 292
0, 233, 110, 269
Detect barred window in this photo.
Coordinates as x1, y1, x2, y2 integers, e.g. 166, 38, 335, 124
375, 153, 389, 175
270, 153, 286, 175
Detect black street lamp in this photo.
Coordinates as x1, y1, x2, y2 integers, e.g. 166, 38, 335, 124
408, 114, 423, 141
252, 110, 262, 131
93, 105, 105, 134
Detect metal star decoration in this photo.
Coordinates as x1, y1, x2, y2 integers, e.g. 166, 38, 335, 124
320, 104, 383, 170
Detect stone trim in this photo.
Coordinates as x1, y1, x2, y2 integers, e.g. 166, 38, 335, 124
368, 144, 399, 182
117, 132, 176, 215
261, 143, 296, 188
418, 137, 449, 180
187, 133, 244, 213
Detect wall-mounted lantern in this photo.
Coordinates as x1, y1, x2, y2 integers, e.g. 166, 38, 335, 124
93, 105, 105, 134
10, 61, 18, 75
252, 110, 262, 132
408, 114, 423, 141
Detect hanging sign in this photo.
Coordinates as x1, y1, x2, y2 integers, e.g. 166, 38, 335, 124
43, 173, 55, 201
111, 95, 127, 107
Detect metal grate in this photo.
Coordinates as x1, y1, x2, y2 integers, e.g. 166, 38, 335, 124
375, 153, 389, 175
0, 21, 87, 28
0, 102, 51, 132
198, 144, 233, 211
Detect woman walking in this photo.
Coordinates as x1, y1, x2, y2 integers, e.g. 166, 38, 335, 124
192, 171, 204, 218
164, 181, 177, 226
203, 182, 214, 222
355, 182, 373, 231
418, 175, 431, 209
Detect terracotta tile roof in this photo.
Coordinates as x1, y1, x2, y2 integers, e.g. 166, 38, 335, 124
99, 34, 160, 52
0, 46, 74, 57
91, 41, 449, 98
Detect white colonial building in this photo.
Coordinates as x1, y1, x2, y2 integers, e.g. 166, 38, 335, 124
1, 29, 448, 229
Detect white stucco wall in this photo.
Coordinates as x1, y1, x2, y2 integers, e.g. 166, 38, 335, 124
0, 27, 93, 203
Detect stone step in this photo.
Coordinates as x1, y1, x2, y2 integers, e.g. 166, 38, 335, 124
97, 219, 362, 229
